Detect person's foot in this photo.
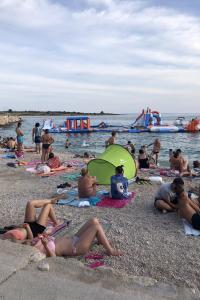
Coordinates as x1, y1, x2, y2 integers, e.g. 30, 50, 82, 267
51, 194, 67, 204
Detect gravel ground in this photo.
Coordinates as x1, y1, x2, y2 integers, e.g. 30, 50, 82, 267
0, 151, 200, 293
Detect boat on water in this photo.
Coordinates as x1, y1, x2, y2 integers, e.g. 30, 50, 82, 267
42, 109, 200, 134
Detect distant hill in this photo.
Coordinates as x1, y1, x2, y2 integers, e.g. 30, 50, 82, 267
0, 110, 119, 116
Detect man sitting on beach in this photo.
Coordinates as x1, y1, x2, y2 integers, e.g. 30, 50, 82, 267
154, 177, 184, 213
7, 137, 17, 150
78, 168, 97, 198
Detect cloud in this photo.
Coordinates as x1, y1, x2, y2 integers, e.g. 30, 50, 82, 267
0, 0, 200, 112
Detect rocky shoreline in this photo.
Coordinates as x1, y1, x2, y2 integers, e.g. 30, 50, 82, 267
0, 114, 21, 126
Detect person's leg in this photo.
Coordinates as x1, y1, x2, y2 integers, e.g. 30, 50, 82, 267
44, 149, 49, 162
24, 197, 60, 222
37, 204, 59, 226
154, 199, 174, 212
75, 218, 97, 237
155, 153, 158, 165
41, 147, 45, 163
75, 218, 121, 256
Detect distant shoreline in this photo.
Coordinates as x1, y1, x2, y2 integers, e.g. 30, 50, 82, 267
0, 111, 120, 116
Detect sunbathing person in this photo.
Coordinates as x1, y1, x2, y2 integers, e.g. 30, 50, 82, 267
3, 196, 62, 241
176, 186, 200, 230
111, 165, 129, 199
47, 152, 61, 169
33, 218, 122, 257
154, 177, 184, 213
78, 168, 97, 198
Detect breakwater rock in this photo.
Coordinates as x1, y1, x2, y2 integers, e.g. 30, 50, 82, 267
0, 115, 21, 126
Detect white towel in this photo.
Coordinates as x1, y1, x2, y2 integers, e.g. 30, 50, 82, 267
78, 201, 90, 207
182, 219, 200, 236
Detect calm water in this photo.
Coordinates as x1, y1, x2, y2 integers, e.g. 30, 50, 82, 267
1, 114, 200, 166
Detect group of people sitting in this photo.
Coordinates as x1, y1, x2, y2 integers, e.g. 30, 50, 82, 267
78, 165, 129, 200
2, 166, 127, 257
154, 177, 200, 230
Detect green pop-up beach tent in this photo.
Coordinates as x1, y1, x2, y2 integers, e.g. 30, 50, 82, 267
87, 144, 137, 185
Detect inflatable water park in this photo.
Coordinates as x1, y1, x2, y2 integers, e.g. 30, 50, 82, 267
42, 108, 200, 134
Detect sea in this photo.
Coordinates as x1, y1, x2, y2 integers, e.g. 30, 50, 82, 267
0, 113, 199, 166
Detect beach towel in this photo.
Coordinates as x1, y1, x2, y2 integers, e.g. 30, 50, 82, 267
182, 219, 200, 236
57, 189, 108, 207
0, 154, 16, 159
60, 172, 80, 181
45, 219, 71, 237
57, 196, 101, 207
96, 192, 136, 209
63, 160, 85, 168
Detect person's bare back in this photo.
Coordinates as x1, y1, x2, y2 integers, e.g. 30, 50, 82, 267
78, 175, 96, 198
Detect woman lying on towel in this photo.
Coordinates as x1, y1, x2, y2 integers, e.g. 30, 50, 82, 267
177, 186, 200, 230
32, 218, 122, 257
36, 153, 66, 174
3, 196, 62, 241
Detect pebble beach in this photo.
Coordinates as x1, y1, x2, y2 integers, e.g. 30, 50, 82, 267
1, 149, 200, 294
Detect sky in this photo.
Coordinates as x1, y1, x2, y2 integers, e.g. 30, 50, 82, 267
0, 0, 200, 113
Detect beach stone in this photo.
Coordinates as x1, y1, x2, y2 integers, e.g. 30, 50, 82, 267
37, 261, 50, 271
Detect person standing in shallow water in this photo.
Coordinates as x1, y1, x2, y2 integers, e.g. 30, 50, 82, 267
105, 131, 117, 148
41, 129, 54, 163
16, 122, 24, 152
32, 123, 41, 154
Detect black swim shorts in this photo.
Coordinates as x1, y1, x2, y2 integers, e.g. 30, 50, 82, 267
27, 221, 46, 238
42, 143, 50, 150
35, 136, 41, 144
191, 213, 200, 230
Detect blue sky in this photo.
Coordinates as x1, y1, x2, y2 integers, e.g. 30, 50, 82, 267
0, 0, 200, 113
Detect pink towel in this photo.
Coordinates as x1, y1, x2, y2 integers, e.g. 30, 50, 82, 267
96, 192, 136, 209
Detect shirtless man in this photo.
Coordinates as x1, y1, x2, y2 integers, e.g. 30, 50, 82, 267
148, 138, 161, 165
105, 131, 117, 148
177, 186, 200, 230
78, 168, 97, 198
7, 137, 16, 150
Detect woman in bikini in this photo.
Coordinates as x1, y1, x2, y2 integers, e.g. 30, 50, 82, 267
41, 129, 54, 163
33, 218, 122, 257
3, 196, 62, 241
